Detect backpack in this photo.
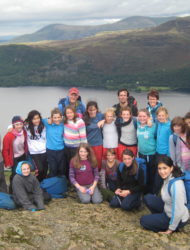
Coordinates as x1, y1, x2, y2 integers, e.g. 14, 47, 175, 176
40, 176, 68, 198
118, 157, 147, 185
168, 171, 190, 209
173, 134, 188, 147
0, 192, 16, 210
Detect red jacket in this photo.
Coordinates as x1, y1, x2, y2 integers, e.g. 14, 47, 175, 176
2, 130, 28, 167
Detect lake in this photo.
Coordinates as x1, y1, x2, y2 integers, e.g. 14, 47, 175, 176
0, 86, 190, 139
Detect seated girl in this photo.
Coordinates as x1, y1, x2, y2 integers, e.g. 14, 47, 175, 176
99, 149, 120, 201
12, 161, 45, 211
69, 143, 102, 204
140, 156, 189, 234
110, 149, 144, 211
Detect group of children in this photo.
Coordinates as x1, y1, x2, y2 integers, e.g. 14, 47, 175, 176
1, 87, 190, 234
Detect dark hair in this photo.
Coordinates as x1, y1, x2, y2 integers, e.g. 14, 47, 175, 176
147, 89, 159, 100
84, 101, 99, 125
64, 105, 78, 124
117, 88, 129, 97
184, 112, 190, 120
25, 110, 44, 139
157, 155, 183, 178
120, 106, 132, 116
171, 116, 186, 134
122, 149, 138, 175
106, 148, 116, 156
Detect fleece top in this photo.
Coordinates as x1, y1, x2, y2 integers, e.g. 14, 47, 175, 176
156, 120, 172, 155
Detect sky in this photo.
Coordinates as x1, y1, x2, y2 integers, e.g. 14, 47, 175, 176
0, 0, 190, 37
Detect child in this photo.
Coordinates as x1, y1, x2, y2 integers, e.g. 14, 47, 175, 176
140, 156, 189, 233
69, 143, 102, 204
184, 111, 190, 128
110, 149, 144, 211
43, 108, 64, 177
116, 107, 137, 161
2, 116, 27, 192
25, 110, 48, 182
99, 149, 120, 201
84, 101, 104, 171
12, 161, 44, 211
169, 116, 190, 172
64, 105, 87, 178
102, 108, 118, 158
137, 109, 156, 193
146, 89, 162, 122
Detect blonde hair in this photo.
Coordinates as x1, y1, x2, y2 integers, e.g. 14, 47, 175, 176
104, 108, 116, 119
138, 108, 150, 117
156, 106, 169, 119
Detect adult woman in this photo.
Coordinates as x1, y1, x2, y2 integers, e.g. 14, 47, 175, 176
140, 156, 189, 234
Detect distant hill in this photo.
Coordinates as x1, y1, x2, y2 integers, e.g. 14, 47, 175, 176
11, 16, 176, 43
1, 16, 190, 91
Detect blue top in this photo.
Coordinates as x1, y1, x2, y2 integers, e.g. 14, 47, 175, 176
156, 120, 172, 155
146, 101, 162, 122
137, 123, 156, 155
43, 119, 64, 150
86, 113, 104, 146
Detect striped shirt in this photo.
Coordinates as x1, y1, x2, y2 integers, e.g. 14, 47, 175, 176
64, 118, 87, 147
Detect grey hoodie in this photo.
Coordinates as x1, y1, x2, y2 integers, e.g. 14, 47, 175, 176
161, 174, 189, 231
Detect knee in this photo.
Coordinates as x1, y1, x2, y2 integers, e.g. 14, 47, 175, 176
92, 196, 103, 204
110, 196, 120, 208
143, 194, 154, 207
80, 197, 91, 204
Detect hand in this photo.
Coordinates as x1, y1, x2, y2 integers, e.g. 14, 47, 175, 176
115, 188, 122, 195
97, 120, 105, 128
119, 190, 131, 197
88, 186, 95, 195
47, 118, 52, 125
147, 118, 153, 127
79, 186, 87, 194
159, 229, 173, 234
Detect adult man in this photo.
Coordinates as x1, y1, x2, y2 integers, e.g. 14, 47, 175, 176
113, 89, 138, 117
58, 87, 85, 118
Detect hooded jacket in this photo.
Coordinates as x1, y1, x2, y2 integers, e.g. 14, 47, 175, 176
12, 161, 44, 210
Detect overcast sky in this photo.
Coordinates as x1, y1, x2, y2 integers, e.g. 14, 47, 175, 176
0, 0, 190, 37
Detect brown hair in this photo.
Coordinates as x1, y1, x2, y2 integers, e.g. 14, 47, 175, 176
184, 112, 190, 120
120, 106, 132, 116
64, 105, 78, 124
106, 148, 116, 156
71, 143, 98, 169
171, 116, 186, 134
84, 101, 100, 125
117, 88, 129, 97
51, 108, 62, 118
147, 89, 159, 100
122, 149, 138, 175
138, 108, 150, 117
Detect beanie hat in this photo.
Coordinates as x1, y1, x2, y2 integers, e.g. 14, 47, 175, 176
12, 116, 23, 124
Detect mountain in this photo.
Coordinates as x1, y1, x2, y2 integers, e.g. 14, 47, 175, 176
1, 16, 190, 91
11, 16, 176, 43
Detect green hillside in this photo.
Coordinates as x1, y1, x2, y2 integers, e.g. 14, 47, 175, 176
11, 16, 176, 43
1, 16, 190, 91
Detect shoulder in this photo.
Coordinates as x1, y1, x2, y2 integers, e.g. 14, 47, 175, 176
3, 132, 15, 140
58, 97, 67, 105
97, 113, 104, 120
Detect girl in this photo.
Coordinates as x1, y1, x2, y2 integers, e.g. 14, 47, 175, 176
69, 143, 102, 204
2, 116, 27, 192
84, 101, 104, 171
146, 89, 162, 122
13, 161, 45, 211
64, 106, 87, 178
110, 149, 144, 211
140, 156, 189, 234
102, 108, 118, 158
169, 116, 190, 172
99, 149, 120, 201
116, 107, 137, 161
137, 109, 156, 193
25, 110, 48, 182
184, 111, 190, 128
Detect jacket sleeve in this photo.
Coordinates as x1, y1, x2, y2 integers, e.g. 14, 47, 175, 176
99, 169, 106, 189
78, 119, 87, 143
169, 181, 188, 231
129, 168, 144, 193
69, 162, 77, 185
13, 176, 37, 210
2, 133, 13, 167
169, 135, 176, 165
33, 177, 44, 210
116, 168, 122, 189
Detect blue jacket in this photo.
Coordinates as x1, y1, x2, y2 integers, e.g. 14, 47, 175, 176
146, 101, 162, 122
156, 120, 172, 155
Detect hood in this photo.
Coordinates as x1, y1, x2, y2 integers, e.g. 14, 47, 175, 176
16, 161, 32, 176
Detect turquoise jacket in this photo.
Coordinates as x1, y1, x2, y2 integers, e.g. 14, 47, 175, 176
156, 120, 172, 155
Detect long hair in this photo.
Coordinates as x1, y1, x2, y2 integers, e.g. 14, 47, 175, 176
64, 105, 78, 124
84, 101, 99, 125
122, 149, 138, 175
25, 110, 44, 139
71, 143, 97, 169
157, 155, 183, 178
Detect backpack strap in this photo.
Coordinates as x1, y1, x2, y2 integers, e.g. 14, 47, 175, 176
168, 176, 185, 196
118, 162, 125, 173
173, 134, 178, 146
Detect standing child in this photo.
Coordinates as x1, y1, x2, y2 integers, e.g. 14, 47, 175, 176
169, 116, 190, 172
25, 110, 48, 182
146, 89, 162, 122
137, 109, 156, 193
99, 149, 120, 201
102, 108, 118, 158
13, 161, 44, 211
43, 108, 64, 177
64, 106, 87, 178
69, 143, 102, 204
116, 107, 137, 161
2, 116, 27, 192
84, 101, 104, 171
110, 149, 144, 211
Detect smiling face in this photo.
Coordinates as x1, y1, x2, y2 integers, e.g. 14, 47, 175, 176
52, 113, 62, 125
87, 105, 97, 118
173, 125, 182, 135
157, 111, 168, 123
121, 110, 131, 122
123, 154, 134, 167
148, 96, 158, 107
79, 147, 88, 161
32, 114, 41, 126
69, 93, 79, 104
21, 163, 31, 176
66, 108, 75, 120
106, 152, 116, 163
158, 162, 173, 180
118, 91, 128, 104
13, 122, 24, 132
138, 111, 149, 126
105, 112, 114, 124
